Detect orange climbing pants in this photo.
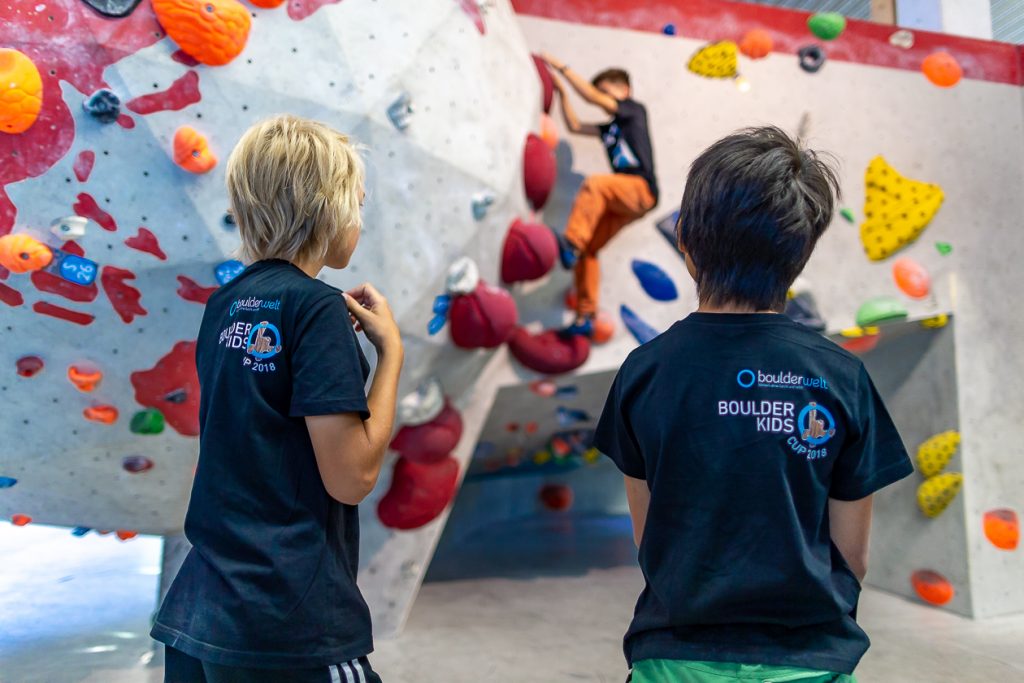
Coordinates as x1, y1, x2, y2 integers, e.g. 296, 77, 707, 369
565, 174, 656, 317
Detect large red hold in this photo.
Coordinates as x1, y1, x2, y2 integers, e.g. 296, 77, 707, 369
523, 133, 556, 210
449, 282, 518, 349
130, 340, 200, 436
377, 456, 459, 531
501, 219, 557, 284
390, 401, 463, 464
532, 54, 554, 113
508, 327, 590, 375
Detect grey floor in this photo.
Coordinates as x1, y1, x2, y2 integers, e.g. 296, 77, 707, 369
2, 517, 1023, 683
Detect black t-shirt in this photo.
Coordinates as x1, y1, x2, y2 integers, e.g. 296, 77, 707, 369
594, 312, 912, 675
600, 98, 659, 201
151, 259, 373, 669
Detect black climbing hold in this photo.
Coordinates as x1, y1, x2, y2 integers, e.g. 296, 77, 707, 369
164, 388, 187, 404
784, 292, 827, 332
83, 89, 121, 123
223, 212, 236, 227
79, 0, 145, 18
798, 45, 826, 74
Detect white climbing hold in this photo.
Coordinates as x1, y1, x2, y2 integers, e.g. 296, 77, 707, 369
50, 215, 88, 240
398, 376, 446, 427
889, 30, 914, 49
445, 256, 479, 295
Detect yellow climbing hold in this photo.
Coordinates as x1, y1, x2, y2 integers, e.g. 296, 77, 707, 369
917, 472, 963, 518
0, 49, 43, 134
861, 156, 944, 261
582, 447, 601, 464
688, 41, 739, 79
840, 326, 879, 338
921, 313, 949, 329
532, 449, 552, 466
916, 430, 960, 478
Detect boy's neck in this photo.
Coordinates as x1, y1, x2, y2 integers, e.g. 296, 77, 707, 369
292, 257, 323, 279
697, 302, 779, 315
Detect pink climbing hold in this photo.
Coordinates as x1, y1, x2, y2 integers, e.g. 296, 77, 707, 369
16, 355, 44, 377
508, 327, 590, 375
73, 150, 95, 182
501, 219, 557, 284
390, 400, 463, 465
523, 133, 556, 211
448, 282, 518, 349
377, 455, 460, 531
455, 0, 486, 35
532, 54, 554, 113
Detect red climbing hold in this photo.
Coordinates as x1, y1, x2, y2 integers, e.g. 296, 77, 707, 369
0, 282, 23, 307
539, 483, 573, 511
455, 0, 486, 35
10, 514, 32, 526
170, 49, 201, 67
31, 270, 98, 303
16, 356, 44, 377
840, 334, 880, 355
122, 455, 154, 473
124, 227, 167, 260
508, 327, 590, 375
101, 266, 146, 323
126, 71, 201, 115
532, 54, 554, 113
130, 340, 200, 436
73, 193, 117, 232
501, 219, 558, 284
911, 569, 954, 606
176, 275, 217, 304
390, 401, 463, 465
449, 282, 518, 349
73, 150, 95, 182
33, 301, 94, 325
377, 456, 460, 531
523, 133, 556, 211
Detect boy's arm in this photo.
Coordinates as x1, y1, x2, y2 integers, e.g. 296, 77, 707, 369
542, 53, 619, 116
551, 74, 602, 137
305, 285, 404, 505
624, 475, 650, 548
829, 495, 873, 582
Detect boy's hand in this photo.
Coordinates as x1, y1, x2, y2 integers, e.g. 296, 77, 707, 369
344, 284, 402, 355
541, 52, 565, 71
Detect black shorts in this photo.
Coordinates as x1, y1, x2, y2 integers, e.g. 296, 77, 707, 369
165, 645, 383, 683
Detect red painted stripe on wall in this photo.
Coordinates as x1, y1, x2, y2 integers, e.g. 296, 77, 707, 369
512, 0, 1024, 86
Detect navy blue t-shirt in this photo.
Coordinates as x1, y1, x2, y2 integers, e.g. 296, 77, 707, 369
151, 259, 373, 668
600, 98, 659, 201
594, 312, 913, 675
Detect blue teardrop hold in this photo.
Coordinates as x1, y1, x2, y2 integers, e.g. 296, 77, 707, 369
432, 294, 451, 315
631, 260, 678, 301
621, 305, 660, 345
427, 313, 448, 336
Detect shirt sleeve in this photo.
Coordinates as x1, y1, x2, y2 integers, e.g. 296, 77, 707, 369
288, 292, 370, 419
593, 370, 646, 479
615, 99, 642, 120
830, 365, 913, 500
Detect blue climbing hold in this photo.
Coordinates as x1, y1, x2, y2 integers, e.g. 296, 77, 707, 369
83, 89, 121, 124
556, 406, 591, 427
555, 385, 579, 398
214, 260, 245, 286
663, 23, 677, 36
432, 294, 451, 316
0, 476, 16, 489
387, 92, 414, 131
621, 305, 660, 345
427, 313, 448, 336
71, 526, 92, 537
631, 260, 678, 301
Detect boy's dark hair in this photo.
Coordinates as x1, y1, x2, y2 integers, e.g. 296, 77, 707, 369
592, 68, 630, 88
677, 126, 840, 311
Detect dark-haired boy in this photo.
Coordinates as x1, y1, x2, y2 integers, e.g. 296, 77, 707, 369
595, 127, 913, 683
542, 54, 658, 337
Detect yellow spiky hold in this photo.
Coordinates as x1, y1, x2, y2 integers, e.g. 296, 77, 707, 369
921, 313, 949, 329
916, 430, 960, 477
688, 41, 739, 79
860, 156, 944, 261
917, 472, 963, 518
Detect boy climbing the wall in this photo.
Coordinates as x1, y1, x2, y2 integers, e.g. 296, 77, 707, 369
595, 127, 914, 683
541, 53, 659, 337
152, 115, 403, 683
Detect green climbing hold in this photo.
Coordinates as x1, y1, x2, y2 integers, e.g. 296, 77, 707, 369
856, 296, 908, 327
808, 12, 846, 41
840, 208, 855, 223
936, 241, 953, 255
130, 408, 165, 435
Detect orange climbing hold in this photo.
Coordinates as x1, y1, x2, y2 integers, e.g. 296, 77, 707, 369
983, 509, 1019, 551
892, 257, 930, 299
539, 113, 558, 150
922, 51, 962, 88
739, 29, 773, 59
0, 49, 43, 134
116, 530, 139, 541
173, 126, 218, 173
68, 365, 103, 392
153, 0, 252, 66
911, 569, 954, 606
0, 234, 53, 274
593, 311, 615, 344
10, 514, 32, 526
84, 404, 119, 424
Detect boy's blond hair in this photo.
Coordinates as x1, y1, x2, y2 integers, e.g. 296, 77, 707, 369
226, 115, 364, 265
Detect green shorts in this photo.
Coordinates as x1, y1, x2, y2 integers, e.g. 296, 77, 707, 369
630, 659, 856, 683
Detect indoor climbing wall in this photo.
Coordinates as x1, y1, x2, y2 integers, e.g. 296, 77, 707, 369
511, 0, 1024, 618
0, 0, 541, 635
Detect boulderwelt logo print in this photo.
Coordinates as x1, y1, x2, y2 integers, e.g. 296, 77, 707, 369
737, 368, 829, 391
